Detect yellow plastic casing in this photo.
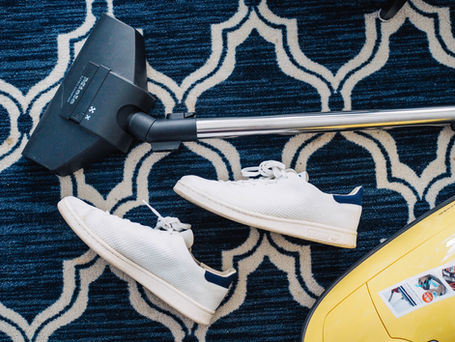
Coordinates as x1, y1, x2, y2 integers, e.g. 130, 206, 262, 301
302, 198, 455, 342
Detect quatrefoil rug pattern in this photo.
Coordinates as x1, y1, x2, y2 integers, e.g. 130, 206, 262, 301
1, 0, 455, 341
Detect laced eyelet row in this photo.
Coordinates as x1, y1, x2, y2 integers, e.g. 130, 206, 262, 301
239, 160, 297, 182
142, 200, 191, 232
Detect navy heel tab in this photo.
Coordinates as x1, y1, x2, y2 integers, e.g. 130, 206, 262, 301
204, 270, 237, 289
333, 186, 363, 206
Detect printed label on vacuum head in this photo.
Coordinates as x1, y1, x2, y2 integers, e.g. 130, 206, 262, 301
378, 263, 455, 317
67, 75, 89, 105
65, 62, 98, 107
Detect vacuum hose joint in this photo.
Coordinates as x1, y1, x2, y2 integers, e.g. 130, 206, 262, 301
128, 112, 197, 152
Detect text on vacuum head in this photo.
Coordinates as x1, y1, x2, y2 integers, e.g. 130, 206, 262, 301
67, 75, 89, 105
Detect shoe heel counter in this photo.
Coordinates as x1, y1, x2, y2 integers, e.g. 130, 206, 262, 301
204, 270, 237, 289
332, 186, 363, 206
331, 187, 363, 231
202, 269, 237, 310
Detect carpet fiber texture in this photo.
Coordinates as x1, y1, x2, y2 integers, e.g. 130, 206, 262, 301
1, 0, 455, 341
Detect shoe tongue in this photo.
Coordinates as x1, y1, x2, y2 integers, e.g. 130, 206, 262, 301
179, 229, 194, 249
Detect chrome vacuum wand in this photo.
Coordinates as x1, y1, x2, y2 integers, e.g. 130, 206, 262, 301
195, 106, 455, 138
128, 106, 455, 153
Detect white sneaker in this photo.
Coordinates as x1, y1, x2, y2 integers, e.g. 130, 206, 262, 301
174, 160, 363, 248
57, 197, 236, 325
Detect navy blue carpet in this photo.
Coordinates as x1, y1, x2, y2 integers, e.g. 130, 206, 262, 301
1, 0, 455, 341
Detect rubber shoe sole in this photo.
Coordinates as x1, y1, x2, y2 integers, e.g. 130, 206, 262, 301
58, 197, 215, 325
174, 181, 357, 248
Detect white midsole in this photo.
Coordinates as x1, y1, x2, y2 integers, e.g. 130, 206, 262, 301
58, 198, 214, 325
174, 181, 357, 248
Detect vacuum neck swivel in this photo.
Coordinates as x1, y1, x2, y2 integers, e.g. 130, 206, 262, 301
128, 112, 197, 152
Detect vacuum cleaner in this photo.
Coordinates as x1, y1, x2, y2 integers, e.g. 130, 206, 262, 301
22, 14, 455, 175
301, 195, 455, 342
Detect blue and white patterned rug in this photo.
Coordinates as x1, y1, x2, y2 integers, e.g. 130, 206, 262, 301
1, 0, 455, 340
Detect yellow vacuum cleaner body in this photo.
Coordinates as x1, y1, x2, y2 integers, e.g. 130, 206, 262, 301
302, 196, 455, 342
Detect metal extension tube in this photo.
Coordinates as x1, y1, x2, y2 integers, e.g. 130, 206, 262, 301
195, 106, 455, 139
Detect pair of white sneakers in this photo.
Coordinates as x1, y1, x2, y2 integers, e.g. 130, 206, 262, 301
58, 160, 362, 324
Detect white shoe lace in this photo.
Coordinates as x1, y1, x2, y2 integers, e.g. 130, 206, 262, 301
142, 200, 191, 232
241, 160, 307, 180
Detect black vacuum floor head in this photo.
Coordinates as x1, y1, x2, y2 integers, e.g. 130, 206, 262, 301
22, 14, 155, 176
